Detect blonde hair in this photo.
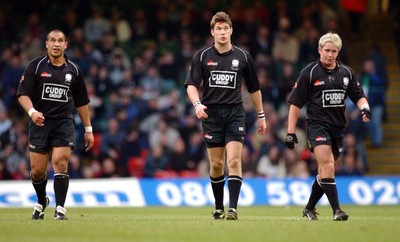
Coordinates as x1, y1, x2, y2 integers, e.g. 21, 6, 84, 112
318, 32, 342, 50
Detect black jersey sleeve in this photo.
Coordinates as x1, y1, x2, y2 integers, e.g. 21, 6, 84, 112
71, 64, 90, 107
184, 50, 203, 89
288, 69, 309, 108
16, 58, 38, 99
243, 50, 260, 93
344, 67, 366, 104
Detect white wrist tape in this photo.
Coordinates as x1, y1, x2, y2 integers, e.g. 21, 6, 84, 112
360, 104, 370, 110
193, 100, 201, 107
28, 108, 37, 117
258, 111, 265, 119
84, 126, 93, 133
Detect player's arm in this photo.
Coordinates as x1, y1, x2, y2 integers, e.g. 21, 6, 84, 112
18, 95, 45, 126
356, 97, 371, 122
285, 104, 300, 149
186, 84, 208, 120
287, 104, 300, 134
249, 90, 266, 135
76, 104, 94, 151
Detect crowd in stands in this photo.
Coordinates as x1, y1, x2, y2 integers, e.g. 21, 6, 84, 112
0, 0, 390, 180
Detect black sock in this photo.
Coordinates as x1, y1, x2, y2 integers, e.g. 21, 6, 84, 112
54, 173, 69, 207
228, 175, 242, 210
210, 175, 225, 210
305, 176, 325, 210
31, 172, 48, 206
320, 178, 340, 212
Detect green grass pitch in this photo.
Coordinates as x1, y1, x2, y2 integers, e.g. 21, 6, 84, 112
0, 205, 398, 242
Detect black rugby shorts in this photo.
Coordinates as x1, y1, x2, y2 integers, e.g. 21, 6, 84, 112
29, 118, 75, 152
307, 120, 344, 157
201, 104, 246, 148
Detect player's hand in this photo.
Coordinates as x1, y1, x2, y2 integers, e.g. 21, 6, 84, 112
195, 104, 208, 119
31, 112, 45, 126
257, 118, 267, 135
84, 132, 94, 151
285, 133, 298, 149
361, 108, 372, 122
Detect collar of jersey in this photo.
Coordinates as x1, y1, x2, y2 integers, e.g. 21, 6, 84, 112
212, 44, 234, 56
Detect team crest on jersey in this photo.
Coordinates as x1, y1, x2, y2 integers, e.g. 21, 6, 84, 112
231, 59, 239, 71
343, 77, 349, 89
65, 73, 72, 85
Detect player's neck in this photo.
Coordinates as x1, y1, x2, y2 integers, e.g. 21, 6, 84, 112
49, 56, 66, 66
214, 42, 232, 54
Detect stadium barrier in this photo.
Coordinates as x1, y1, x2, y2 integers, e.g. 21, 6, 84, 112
0, 176, 399, 207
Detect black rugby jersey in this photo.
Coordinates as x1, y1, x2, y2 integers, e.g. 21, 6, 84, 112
184, 45, 260, 106
288, 60, 366, 127
17, 55, 90, 119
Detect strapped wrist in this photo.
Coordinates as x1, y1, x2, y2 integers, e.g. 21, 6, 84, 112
84, 126, 93, 133
193, 100, 201, 107
361, 104, 370, 110
257, 111, 265, 119
28, 108, 37, 117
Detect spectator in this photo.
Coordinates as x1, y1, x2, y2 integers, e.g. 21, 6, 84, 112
0, 159, 12, 180
167, 137, 195, 173
241, 144, 258, 177
319, 0, 338, 33
360, 59, 386, 147
271, 28, 300, 82
68, 153, 83, 179
100, 118, 125, 161
119, 127, 147, 175
130, 8, 151, 42
186, 130, 206, 167
340, 0, 367, 38
0, 105, 12, 143
138, 65, 163, 101
11, 158, 30, 180
249, 25, 272, 60
93, 65, 114, 98
257, 145, 286, 178
1, 54, 24, 110
60, 10, 80, 37
144, 144, 169, 178
148, 116, 180, 151
83, 6, 110, 44
343, 133, 367, 172
100, 157, 119, 178
110, 8, 132, 46
368, 44, 389, 122
337, 148, 364, 176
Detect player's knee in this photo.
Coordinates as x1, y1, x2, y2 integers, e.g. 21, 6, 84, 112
30, 169, 46, 181
210, 159, 224, 171
227, 158, 240, 169
53, 157, 69, 172
321, 163, 335, 176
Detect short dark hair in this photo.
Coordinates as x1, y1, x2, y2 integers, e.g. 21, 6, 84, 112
46, 29, 66, 41
210, 11, 232, 29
